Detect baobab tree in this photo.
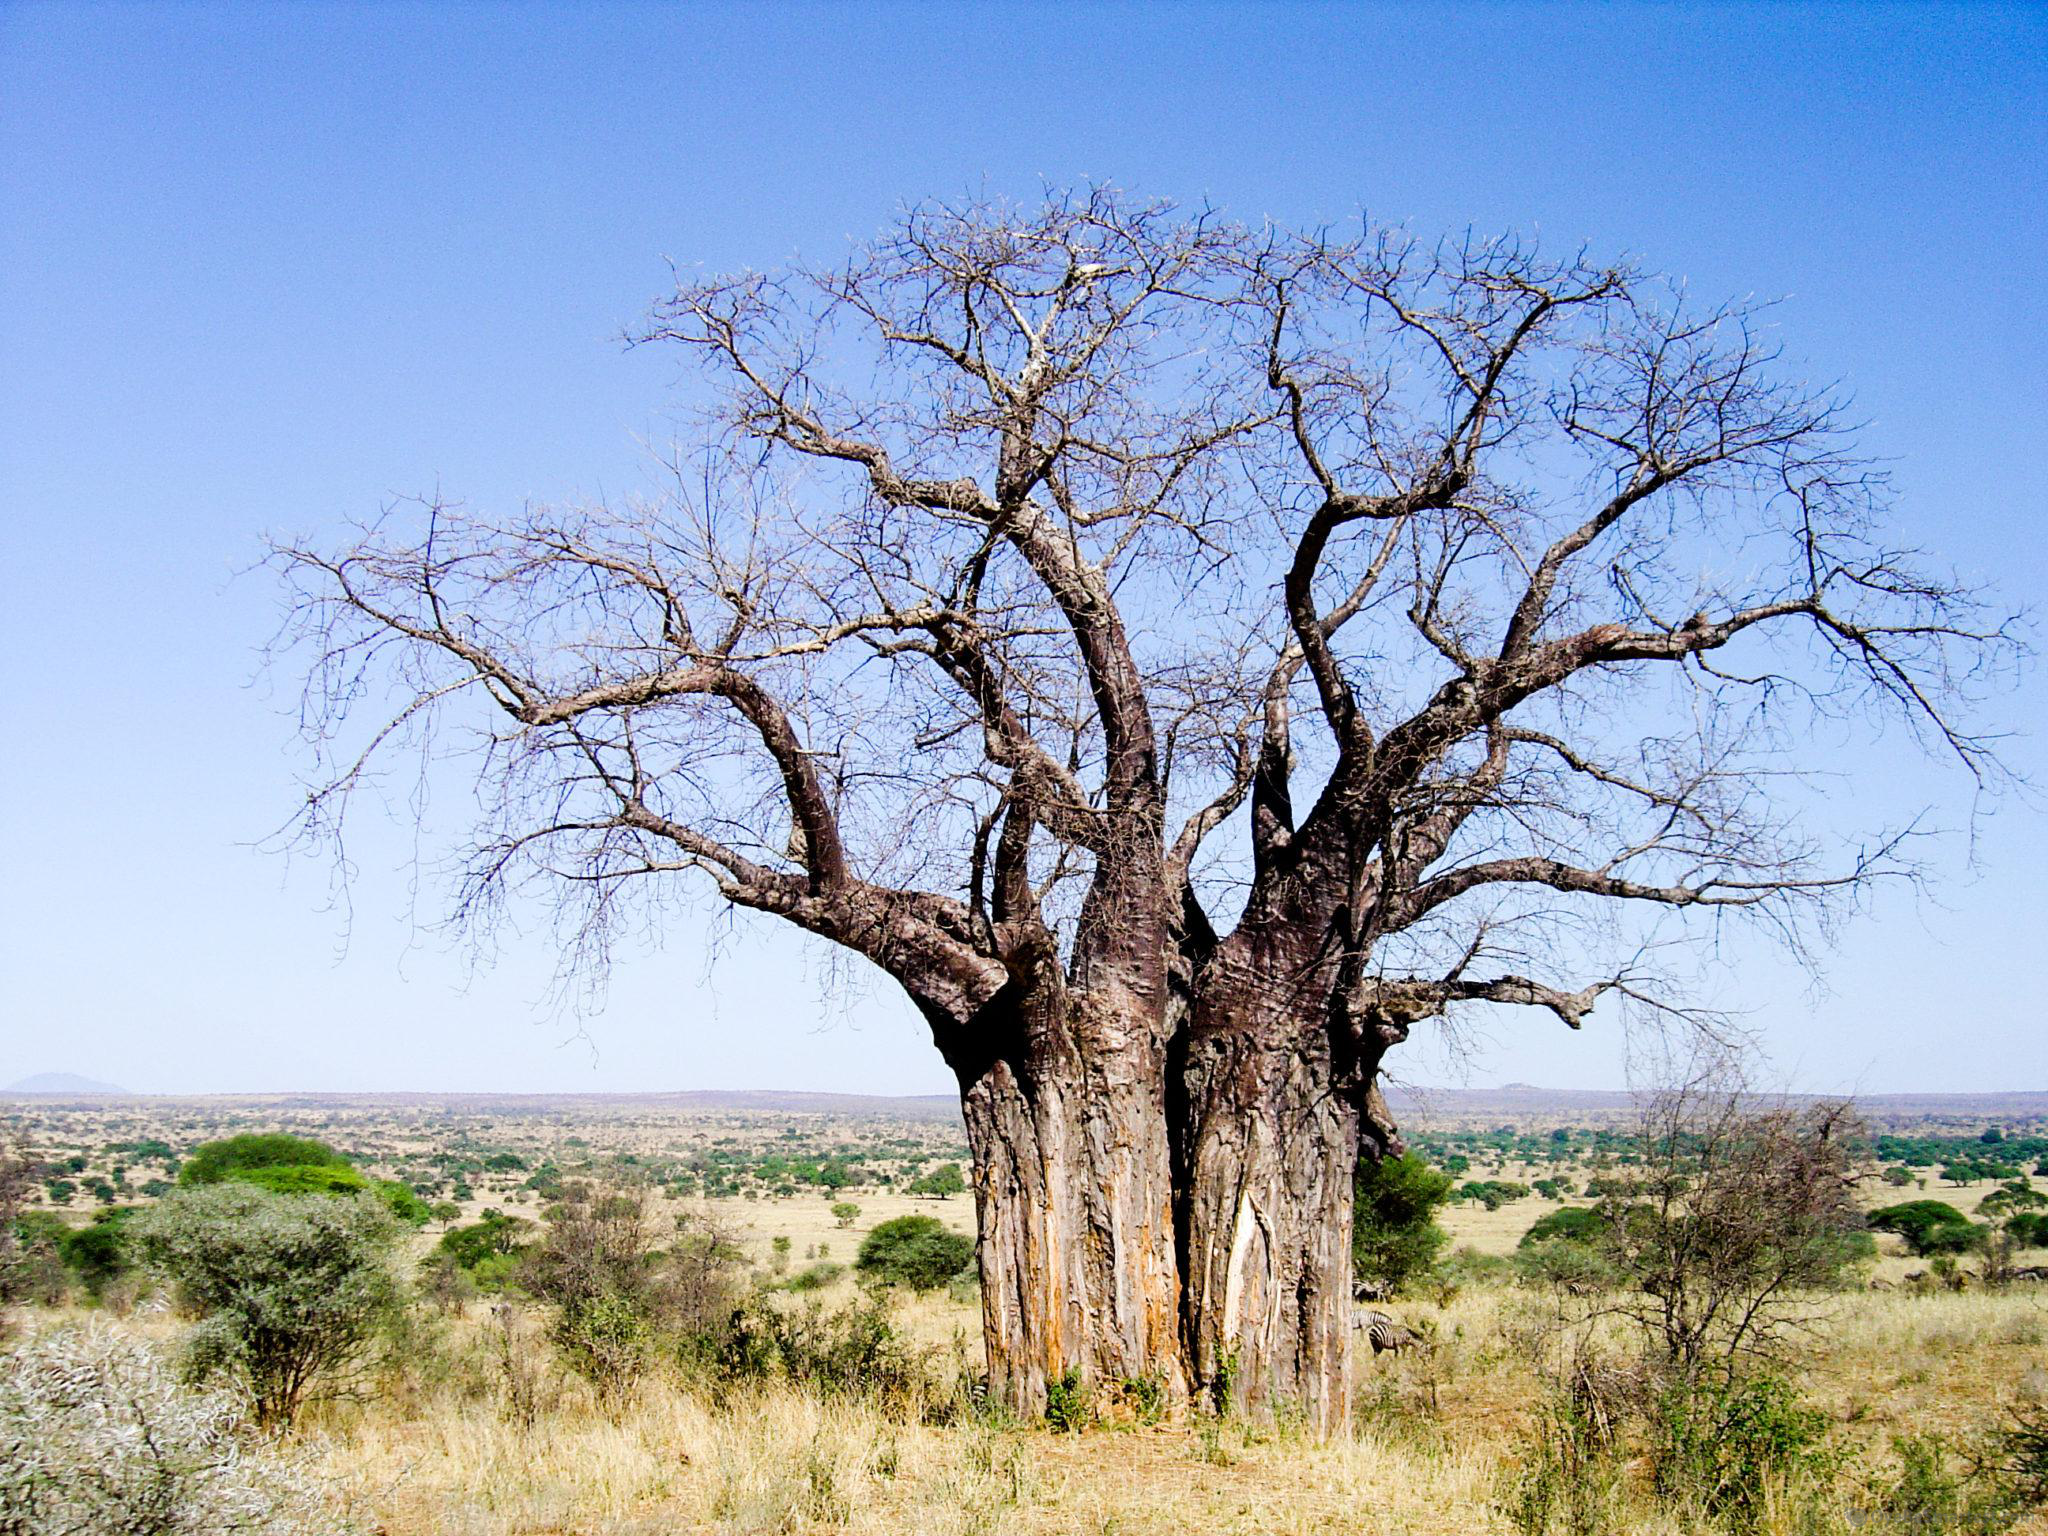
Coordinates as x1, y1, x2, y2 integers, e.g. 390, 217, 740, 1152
273, 189, 2011, 1428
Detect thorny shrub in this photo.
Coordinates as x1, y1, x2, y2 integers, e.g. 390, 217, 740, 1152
0, 1320, 348, 1534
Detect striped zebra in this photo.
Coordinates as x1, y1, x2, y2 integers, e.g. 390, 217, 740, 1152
1352, 1306, 1422, 1357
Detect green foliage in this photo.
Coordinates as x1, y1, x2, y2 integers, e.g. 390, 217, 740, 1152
1871, 1433, 2016, 1535
1043, 1366, 1090, 1432
782, 1260, 844, 1292
830, 1201, 861, 1228
1979, 1181, 2048, 1215
179, 1134, 349, 1186
61, 1207, 138, 1297
855, 1215, 974, 1291
1870, 1199, 1984, 1256
1520, 1206, 1605, 1249
907, 1162, 965, 1198
2007, 1211, 2048, 1249
133, 1183, 401, 1428
1352, 1150, 1452, 1294
221, 1163, 428, 1225
1501, 1382, 1625, 1536
434, 1208, 531, 1274
1650, 1375, 1830, 1530
1457, 1179, 1532, 1211
718, 1294, 952, 1414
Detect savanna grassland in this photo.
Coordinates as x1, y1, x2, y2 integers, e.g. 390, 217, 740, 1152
6, 1089, 2048, 1535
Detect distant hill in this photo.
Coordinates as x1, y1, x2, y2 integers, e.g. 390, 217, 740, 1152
2, 1072, 131, 1096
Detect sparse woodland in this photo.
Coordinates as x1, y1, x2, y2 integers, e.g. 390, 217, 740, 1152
5, 1093, 2048, 1534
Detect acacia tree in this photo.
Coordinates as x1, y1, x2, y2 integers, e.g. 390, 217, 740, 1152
273, 189, 2009, 1427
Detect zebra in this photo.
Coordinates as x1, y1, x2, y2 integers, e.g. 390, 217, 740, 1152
1352, 1306, 1423, 1357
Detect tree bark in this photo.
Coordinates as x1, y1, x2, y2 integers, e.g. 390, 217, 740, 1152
945, 972, 1186, 1415
1176, 1013, 1361, 1430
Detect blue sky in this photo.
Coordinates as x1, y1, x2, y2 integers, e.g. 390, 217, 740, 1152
2, 2, 2043, 1096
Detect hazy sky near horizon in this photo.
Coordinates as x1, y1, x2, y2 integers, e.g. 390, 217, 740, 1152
3, 3, 2044, 1098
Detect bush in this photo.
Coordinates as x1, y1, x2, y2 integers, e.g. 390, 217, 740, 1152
831, 1201, 861, 1228
434, 1209, 531, 1272
1651, 1374, 1830, 1530
783, 1261, 844, 1292
1870, 1200, 1983, 1256
179, 1135, 349, 1186
521, 1185, 662, 1400
2007, 1212, 2048, 1250
718, 1294, 952, 1414
222, 1165, 429, 1226
1044, 1365, 1090, 1432
0, 1139, 41, 1315
1599, 1090, 1870, 1376
0, 1321, 345, 1532
1457, 1179, 1532, 1211
61, 1206, 139, 1298
1352, 1151, 1452, 1294
855, 1215, 974, 1291
133, 1184, 401, 1428
1520, 1206, 1605, 1249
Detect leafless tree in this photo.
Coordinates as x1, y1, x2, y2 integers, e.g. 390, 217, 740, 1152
1600, 1078, 1868, 1381
270, 188, 2015, 1427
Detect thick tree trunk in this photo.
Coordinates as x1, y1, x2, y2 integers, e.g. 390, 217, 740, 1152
1176, 1015, 1361, 1430
946, 974, 1186, 1416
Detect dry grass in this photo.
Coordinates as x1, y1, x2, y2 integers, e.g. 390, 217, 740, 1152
235, 1275, 2047, 1536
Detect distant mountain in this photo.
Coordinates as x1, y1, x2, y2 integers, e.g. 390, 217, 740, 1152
3, 1072, 131, 1095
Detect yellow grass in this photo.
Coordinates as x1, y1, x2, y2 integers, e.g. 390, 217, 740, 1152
236, 1275, 2044, 1535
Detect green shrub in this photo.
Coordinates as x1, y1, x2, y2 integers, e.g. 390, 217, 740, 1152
2007, 1212, 2048, 1249
1352, 1150, 1452, 1294
133, 1183, 402, 1428
435, 1209, 531, 1271
1650, 1375, 1830, 1530
1870, 1433, 2014, 1534
783, 1261, 844, 1292
1519, 1206, 1605, 1249
1044, 1366, 1090, 1432
222, 1164, 429, 1226
1500, 1383, 1625, 1536
855, 1215, 974, 1291
1870, 1200, 1984, 1256
719, 1294, 949, 1414
179, 1134, 349, 1186
1457, 1179, 1532, 1211
60, 1206, 138, 1297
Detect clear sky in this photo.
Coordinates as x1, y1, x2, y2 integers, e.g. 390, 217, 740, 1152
2, 2, 2043, 1098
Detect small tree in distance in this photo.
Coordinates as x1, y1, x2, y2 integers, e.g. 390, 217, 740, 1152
856, 1215, 974, 1291
908, 1162, 965, 1199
